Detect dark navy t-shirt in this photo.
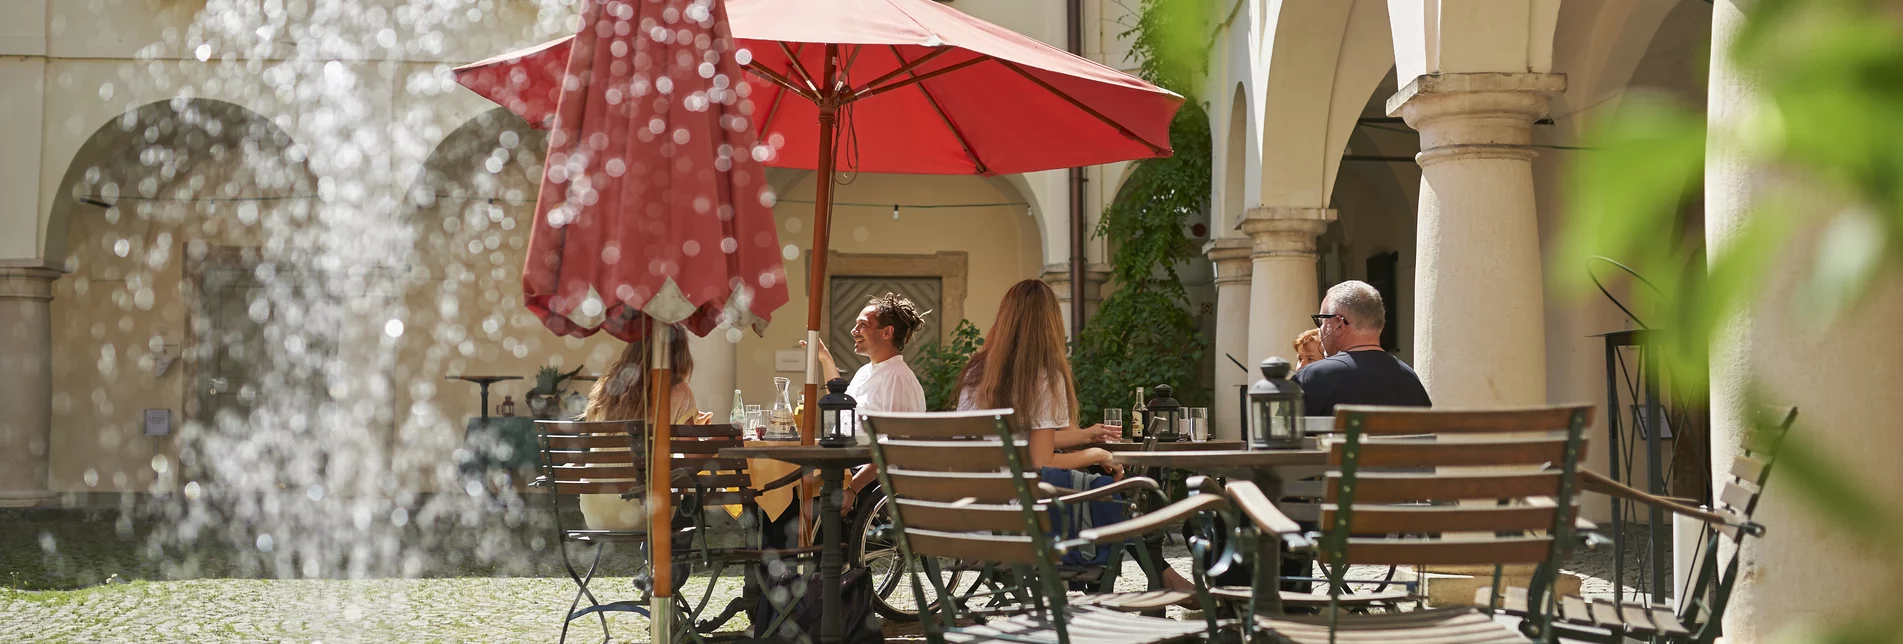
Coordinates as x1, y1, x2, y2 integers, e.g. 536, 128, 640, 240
1291, 350, 1432, 417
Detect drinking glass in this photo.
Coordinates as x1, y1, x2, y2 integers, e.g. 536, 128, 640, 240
1103, 408, 1124, 430
1186, 407, 1209, 442
745, 405, 765, 440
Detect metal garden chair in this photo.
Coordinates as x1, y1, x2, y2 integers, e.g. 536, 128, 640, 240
1223, 404, 1599, 644
1479, 406, 1797, 643
862, 408, 1233, 644
532, 420, 811, 644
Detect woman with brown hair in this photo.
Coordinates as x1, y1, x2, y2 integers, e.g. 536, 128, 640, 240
576, 328, 700, 531
954, 279, 1120, 473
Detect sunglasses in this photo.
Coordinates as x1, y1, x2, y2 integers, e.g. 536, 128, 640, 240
1310, 314, 1340, 327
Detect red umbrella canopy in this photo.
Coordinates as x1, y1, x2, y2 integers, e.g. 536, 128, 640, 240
455, 0, 1185, 176
518, 0, 789, 342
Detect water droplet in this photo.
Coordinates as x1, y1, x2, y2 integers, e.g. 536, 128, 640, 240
151, 454, 170, 475
853, 227, 870, 242
113, 239, 130, 257
256, 533, 274, 553
84, 469, 99, 487
384, 319, 404, 338
781, 244, 798, 260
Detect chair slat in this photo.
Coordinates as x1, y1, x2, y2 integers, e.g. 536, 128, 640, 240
863, 410, 1011, 439
1322, 536, 1554, 566
1326, 471, 1561, 503
541, 449, 641, 466
1649, 607, 1691, 636
1730, 455, 1767, 485
666, 439, 734, 454
1619, 603, 1657, 632
1561, 595, 1592, 624
1336, 405, 1591, 435
543, 434, 639, 450
1322, 504, 1574, 534
903, 527, 1040, 564
672, 472, 752, 489
880, 439, 1030, 472
886, 470, 1035, 503
1719, 481, 1759, 511
1587, 598, 1624, 630
549, 465, 643, 480
545, 481, 640, 494
894, 498, 1050, 533
1335, 438, 1582, 468
671, 424, 744, 438
670, 457, 749, 472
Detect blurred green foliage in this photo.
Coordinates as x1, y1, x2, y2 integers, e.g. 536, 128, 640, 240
911, 319, 984, 411
1557, 0, 1903, 639
1069, 0, 1215, 426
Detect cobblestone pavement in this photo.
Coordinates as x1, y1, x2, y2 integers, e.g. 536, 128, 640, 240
2, 543, 1635, 643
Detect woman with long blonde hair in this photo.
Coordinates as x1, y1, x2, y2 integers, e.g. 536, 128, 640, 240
576, 328, 699, 531
955, 279, 1119, 473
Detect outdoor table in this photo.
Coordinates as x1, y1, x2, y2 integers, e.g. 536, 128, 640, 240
1109, 448, 1329, 614
718, 445, 870, 644
1099, 440, 1245, 452
459, 416, 538, 473
445, 375, 521, 420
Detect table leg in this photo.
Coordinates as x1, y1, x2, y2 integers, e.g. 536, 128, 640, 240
1250, 474, 1287, 618
477, 382, 492, 421
820, 466, 844, 644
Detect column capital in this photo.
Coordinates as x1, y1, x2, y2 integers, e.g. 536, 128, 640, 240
1239, 207, 1335, 258
0, 264, 63, 302
1387, 73, 1567, 166
1203, 237, 1253, 285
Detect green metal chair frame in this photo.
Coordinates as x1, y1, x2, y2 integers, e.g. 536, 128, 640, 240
532, 420, 810, 644
862, 408, 1232, 644
1484, 406, 1796, 643
1226, 404, 1598, 644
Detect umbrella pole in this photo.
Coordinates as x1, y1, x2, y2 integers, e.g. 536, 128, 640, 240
649, 319, 676, 643
799, 44, 841, 549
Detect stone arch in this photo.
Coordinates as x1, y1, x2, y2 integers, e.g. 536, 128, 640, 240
44, 99, 314, 262
1217, 83, 1249, 234
1258, 0, 1394, 209
1548, 0, 1709, 136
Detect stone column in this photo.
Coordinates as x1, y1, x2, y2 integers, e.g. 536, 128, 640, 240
1241, 207, 1334, 374
1040, 263, 1110, 337
686, 323, 738, 417
1204, 237, 1253, 440
1388, 72, 1565, 407
1706, 2, 1903, 638
0, 265, 59, 507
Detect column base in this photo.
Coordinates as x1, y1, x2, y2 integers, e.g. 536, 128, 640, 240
1420, 564, 1582, 607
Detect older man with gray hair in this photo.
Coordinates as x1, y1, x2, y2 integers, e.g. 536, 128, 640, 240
1293, 280, 1431, 416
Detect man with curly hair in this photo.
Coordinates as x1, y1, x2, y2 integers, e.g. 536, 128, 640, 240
804, 292, 927, 510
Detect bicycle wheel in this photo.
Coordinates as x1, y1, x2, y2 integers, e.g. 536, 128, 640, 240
850, 486, 967, 622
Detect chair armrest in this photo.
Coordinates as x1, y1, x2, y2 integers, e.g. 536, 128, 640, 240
1061, 493, 1231, 549
1578, 470, 1765, 536
1225, 481, 1314, 551
1049, 476, 1159, 505
1185, 475, 1222, 496
757, 468, 805, 492
531, 476, 551, 488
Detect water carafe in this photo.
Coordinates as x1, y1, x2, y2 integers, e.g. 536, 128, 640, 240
766, 377, 800, 440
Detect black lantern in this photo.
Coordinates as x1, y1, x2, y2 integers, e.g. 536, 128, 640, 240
1146, 384, 1185, 442
818, 377, 858, 448
1247, 358, 1304, 449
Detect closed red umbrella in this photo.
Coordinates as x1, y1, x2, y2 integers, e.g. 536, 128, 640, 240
487, 0, 788, 637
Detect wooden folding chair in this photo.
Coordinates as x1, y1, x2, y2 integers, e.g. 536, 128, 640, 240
1227, 404, 1598, 644
1479, 406, 1797, 643
532, 420, 812, 644
863, 409, 1232, 644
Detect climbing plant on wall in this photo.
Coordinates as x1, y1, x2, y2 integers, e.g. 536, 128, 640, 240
1069, 0, 1214, 426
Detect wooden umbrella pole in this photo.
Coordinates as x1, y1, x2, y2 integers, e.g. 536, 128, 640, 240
799, 44, 840, 549
648, 319, 676, 642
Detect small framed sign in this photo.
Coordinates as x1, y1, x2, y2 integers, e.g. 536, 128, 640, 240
144, 409, 172, 436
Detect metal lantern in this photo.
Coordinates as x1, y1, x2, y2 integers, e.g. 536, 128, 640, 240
1146, 384, 1185, 442
1247, 358, 1304, 449
818, 377, 858, 448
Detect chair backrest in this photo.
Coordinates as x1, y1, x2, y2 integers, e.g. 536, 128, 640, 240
863, 409, 1074, 641
667, 423, 754, 508
534, 419, 647, 497
1684, 406, 1796, 642
1320, 405, 1594, 568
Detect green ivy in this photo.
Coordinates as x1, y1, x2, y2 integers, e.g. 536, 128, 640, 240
910, 319, 984, 411
1069, 0, 1214, 426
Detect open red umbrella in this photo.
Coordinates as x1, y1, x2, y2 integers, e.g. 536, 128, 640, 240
457, 0, 1184, 438
482, 0, 788, 637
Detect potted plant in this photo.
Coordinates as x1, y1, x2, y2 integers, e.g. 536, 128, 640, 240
527, 365, 584, 420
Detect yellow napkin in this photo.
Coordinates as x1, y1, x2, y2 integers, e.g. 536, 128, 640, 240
744, 440, 804, 522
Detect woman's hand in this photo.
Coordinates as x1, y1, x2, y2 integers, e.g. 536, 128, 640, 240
1079, 447, 1121, 478
1082, 423, 1120, 443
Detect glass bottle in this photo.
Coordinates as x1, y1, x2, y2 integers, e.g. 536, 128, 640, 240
1130, 386, 1147, 439
768, 376, 798, 440
729, 389, 746, 427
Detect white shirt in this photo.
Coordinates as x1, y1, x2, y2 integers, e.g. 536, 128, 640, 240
847, 355, 927, 416
956, 372, 1070, 430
